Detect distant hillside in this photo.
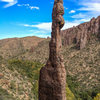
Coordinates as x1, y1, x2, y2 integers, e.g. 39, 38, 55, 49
0, 36, 46, 60
0, 16, 100, 100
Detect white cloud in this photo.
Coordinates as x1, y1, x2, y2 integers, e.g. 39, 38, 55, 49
24, 20, 86, 32
23, 18, 90, 34
24, 21, 79, 38
17, 4, 39, 10
29, 30, 51, 38
77, 0, 100, 18
69, 0, 100, 23
0, 0, 17, 8
30, 6, 39, 10
63, 20, 80, 30
23, 22, 52, 38
78, 18, 90, 22
17, 4, 21, 6
23, 22, 52, 31
63, 18, 91, 30
22, 17, 92, 38
71, 13, 86, 18
1, 0, 14, 2
69, 10, 76, 13
78, 3, 100, 12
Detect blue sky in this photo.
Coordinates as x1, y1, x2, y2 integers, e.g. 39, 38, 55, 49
0, 0, 100, 39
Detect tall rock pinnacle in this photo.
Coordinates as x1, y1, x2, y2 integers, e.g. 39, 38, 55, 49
39, 0, 66, 100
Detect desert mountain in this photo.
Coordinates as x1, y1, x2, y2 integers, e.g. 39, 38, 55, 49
62, 16, 100, 49
0, 36, 46, 60
0, 16, 100, 100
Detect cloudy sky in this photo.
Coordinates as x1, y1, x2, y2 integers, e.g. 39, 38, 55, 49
0, 0, 100, 39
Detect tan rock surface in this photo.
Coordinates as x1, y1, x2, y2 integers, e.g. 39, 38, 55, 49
62, 16, 100, 49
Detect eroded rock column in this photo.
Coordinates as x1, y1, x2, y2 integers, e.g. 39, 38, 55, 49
39, 0, 66, 100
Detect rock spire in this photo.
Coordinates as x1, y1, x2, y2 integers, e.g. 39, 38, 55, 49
39, 0, 66, 100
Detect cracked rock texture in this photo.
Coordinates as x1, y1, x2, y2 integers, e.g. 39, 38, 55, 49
62, 16, 100, 49
39, 0, 66, 100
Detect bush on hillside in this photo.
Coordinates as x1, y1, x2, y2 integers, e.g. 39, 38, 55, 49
67, 75, 100, 100
66, 84, 76, 100
94, 93, 100, 100
8, 59, 43, 100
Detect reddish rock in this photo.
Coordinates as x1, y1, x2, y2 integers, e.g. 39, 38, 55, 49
0, 73, 4, 79
61, 16, 100, 49
39, 0, 66, 100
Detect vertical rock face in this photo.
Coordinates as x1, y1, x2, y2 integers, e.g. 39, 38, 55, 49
39, 0, 66, 100
61, 16, 100, 49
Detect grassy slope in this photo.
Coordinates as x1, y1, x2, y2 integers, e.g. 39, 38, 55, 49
0, 86, 16, 100
0, 35, 100, 99
0, 59, 76, 100
16, 35, 100, 92
0, 60, 34, 100
63, 35, 100, 90
23, 35, 100, 92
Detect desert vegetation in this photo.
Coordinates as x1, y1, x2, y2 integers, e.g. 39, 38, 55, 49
0, 57, 100, 100
0, 21, 100, 100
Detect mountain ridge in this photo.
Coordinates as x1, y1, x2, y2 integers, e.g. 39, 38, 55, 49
62, 16, 100, 49
0, 16, 100, 100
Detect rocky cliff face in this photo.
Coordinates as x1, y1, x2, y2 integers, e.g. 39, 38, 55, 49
62, 16, 100, 49
39, 0, 66, 100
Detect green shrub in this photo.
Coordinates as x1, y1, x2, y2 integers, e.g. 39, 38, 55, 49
66, 75, 100, 100
8, 59, 44, 100
94, 93, 100, 100
7, 59, 100, 100
8, 59, 43, 80
10, 81, 16, 90
66, 84, 76, 100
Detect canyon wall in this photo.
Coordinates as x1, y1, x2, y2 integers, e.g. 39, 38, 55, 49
62, 16, 100, 49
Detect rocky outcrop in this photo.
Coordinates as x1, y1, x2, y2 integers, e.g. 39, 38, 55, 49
62, 16, 100, 49
39, 0, 66, 100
